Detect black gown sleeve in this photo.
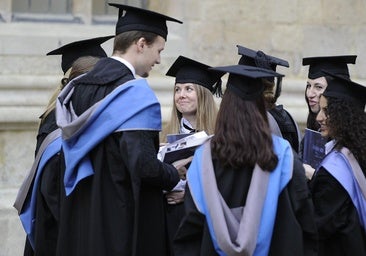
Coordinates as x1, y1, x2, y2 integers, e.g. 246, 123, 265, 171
268, 151, 318, 256
298, 136, 305, 161
173, 186, 217, 256
119, 130, 180, 191
285, 153, 318, 255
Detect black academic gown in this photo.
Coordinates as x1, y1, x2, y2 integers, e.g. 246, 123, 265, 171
23, 109, 62, 256
165, 128, 194, 256
269, 105, 300, 153
173, 152, 318, 256
56, 58, 180, 256
309, 167, 366, 256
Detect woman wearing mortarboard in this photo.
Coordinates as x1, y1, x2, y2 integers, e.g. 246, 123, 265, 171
309, 72, 366, 255
162, 55, 223, 138
173, 65, 318, 256
300, 55, 356, 179
161, 55, 224, 255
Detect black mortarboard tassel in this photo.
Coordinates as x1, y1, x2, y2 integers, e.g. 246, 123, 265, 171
237, 45, 289, 71
209, 65, 284, 101
322, 70, 366, 110
302, 55, 357, 79
108, 3, 182, 40
237, 45, 289, 100
47, 35, 114, 74
166, 55, 225, 97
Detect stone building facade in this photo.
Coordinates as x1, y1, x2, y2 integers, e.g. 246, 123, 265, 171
0, 0, 365, 255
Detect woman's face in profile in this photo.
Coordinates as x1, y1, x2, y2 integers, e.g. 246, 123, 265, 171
316, 95, 331, 138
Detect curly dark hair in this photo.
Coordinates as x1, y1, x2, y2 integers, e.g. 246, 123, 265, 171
211, 87, 278, 171
325, 96, 366, 172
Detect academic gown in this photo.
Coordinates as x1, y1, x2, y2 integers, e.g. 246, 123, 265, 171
23, 109, 62, 256
165, 122, 194, 256
269, 105, 300, 153
56, 57, 180, 256
309, 167, 366, 256
173, 151, 318, 256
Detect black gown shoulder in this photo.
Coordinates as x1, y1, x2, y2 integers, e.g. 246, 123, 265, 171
269, 105, 300, 153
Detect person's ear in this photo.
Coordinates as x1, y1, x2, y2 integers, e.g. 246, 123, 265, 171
136, 37, 146, 52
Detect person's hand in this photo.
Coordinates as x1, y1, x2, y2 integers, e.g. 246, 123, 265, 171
166, 190, 185, 205
172, 156, 193, 180
303, 164, 315, 180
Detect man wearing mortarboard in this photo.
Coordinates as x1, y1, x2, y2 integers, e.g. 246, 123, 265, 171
54, 3, 186, 256
13, 35, 113, 256
237, 45, 301, 153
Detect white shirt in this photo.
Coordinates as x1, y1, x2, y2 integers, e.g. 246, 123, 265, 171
180, 117, 195, 134
110, 56, 136, 78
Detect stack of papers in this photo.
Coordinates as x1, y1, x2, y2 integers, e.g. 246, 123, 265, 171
158, 131, 212, 164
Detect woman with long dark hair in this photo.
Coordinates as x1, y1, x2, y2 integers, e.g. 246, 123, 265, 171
310, 72, 366, 255
173, 65, 318, 256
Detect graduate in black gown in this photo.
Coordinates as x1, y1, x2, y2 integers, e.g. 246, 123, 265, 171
162, 55, 224, 255
173, 65, 318, 256
299, 55, 356, 179
55, 4, 187, 256
237, 45, 301, 153
14, 36, 112, 256
309, 72, 366, 255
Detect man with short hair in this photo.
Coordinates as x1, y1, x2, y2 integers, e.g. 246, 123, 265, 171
55, 4, 185, 256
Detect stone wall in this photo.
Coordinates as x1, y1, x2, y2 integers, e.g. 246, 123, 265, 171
0, 1, 365, 255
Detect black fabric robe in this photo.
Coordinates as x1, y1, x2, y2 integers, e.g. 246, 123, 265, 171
166, 202, 185, 256
269, 105, 300, 153
309, 167, 366, 256
23, 109, 62, 256
173, 151, 318, 256
55, 58, 180, 256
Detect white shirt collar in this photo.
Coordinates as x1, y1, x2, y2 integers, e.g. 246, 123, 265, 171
180, 118, 195, 134
325, 139, 336, 154
110, 56, 136, 78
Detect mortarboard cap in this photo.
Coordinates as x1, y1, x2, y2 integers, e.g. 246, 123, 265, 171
322, 70, 366, 110
108, 3, 183, 40
166, 55, 225, 95
209, 65, 284, 100
47, 35, 113, 74
302, 55, 357, 79
237, 45, 289, 71
237, 45, 288, 100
